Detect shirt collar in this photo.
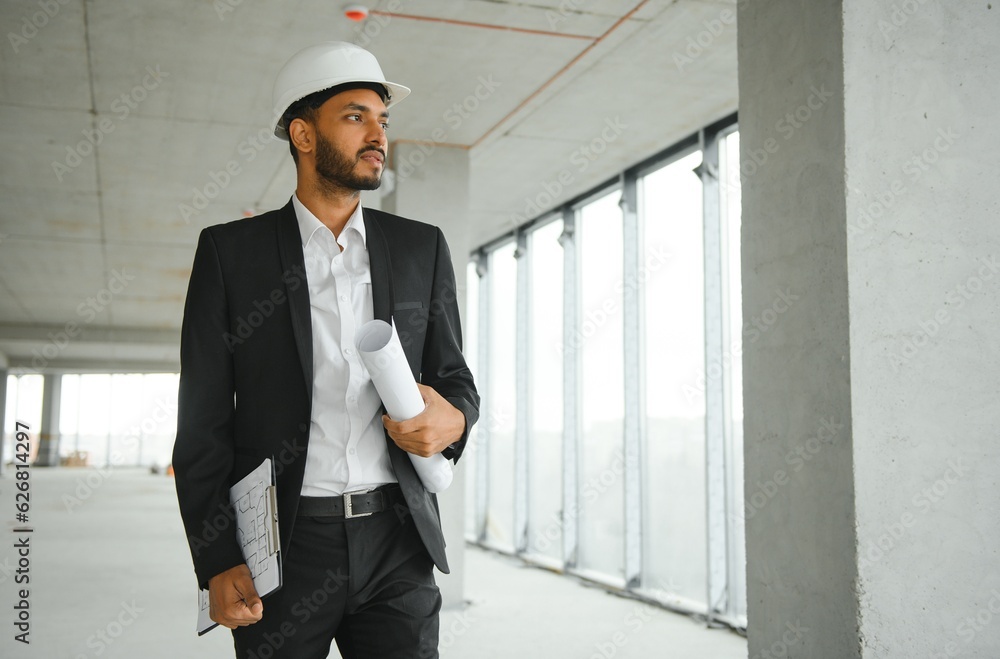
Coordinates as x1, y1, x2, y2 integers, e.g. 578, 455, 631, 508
292, 194, 367, 250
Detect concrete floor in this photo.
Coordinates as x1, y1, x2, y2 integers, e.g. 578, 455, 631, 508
0, 468, 747, 658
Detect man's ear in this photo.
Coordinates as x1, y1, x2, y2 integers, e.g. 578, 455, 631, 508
288, 117, 314, 157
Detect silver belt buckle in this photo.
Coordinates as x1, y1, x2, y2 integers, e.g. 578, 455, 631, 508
343, 492, 373, 519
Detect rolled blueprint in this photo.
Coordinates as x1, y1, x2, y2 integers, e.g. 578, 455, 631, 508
356, 319, 454, 493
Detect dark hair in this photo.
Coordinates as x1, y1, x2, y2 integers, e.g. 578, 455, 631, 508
282, 82, 389, 164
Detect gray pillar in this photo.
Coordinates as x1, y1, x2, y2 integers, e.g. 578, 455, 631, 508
384, 142, 472, 609
739, 1, 1000, 656
36, 373, 62, 467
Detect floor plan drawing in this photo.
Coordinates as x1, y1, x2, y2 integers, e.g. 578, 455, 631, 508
196, 458, 281, 634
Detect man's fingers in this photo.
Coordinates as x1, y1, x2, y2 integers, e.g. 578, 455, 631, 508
382, 385, 462, 456
383, 414, 425, 436
234, 572, 263, 617
209, 564, 264, 628
385, 425, 445, 457
213, 596, 262, 627
415, 382, 441, 402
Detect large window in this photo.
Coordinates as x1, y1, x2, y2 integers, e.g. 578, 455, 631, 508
466, 118, 746, 629
3, 374, 43, 463
577, 191, 625, 581
640, 150, 707, 604
526, 218, 564, 562
3, 372, 178, 468
60, 373, 179, 467
464, 261, 481, 540
484, 242, 517, 550
720, 130, 747, 620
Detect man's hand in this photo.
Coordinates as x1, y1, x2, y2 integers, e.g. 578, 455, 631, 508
208, 564, 263, 629
383, 383, 466, 457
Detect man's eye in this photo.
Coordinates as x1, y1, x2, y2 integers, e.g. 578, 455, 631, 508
381, 122, 390, 131
347, 114, 361, 121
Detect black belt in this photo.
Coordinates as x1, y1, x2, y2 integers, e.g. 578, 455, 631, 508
297, 484, 404, 519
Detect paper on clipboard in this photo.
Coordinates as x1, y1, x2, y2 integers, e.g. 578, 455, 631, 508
356, 319, 454, 493
197, 458, 281, 635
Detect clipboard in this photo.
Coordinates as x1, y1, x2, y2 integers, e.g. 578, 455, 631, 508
197, 458, 282, 635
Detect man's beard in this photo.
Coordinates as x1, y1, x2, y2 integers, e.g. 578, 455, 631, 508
314, 130, 382, 192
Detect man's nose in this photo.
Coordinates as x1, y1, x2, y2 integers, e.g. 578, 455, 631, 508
368, 125, 387, 147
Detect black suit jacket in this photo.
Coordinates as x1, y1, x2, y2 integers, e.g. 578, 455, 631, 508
172, 200, 479, 589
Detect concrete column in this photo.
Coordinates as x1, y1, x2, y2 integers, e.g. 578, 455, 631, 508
739, 1, 1000, 657
384, 142, 472, 609
36, 373, 62, 467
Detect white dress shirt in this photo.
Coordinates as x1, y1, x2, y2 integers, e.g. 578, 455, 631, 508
293, 194, 396, 496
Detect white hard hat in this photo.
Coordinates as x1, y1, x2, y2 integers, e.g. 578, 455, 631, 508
271, 42, 410, 140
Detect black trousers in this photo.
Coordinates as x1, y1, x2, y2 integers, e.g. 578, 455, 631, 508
232, 493, 441, 659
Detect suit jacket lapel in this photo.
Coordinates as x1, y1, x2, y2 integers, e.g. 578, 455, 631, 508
276, 199, 314, 401
363, 209, 423, 492
364, 209, 393, 323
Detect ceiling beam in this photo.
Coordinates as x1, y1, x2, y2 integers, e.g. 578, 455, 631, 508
7, 357, 179, 375
0, 323, 179, 346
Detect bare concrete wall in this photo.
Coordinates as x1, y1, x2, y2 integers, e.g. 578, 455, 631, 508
740, 0, 1000, 656
843, 1, 1000, 655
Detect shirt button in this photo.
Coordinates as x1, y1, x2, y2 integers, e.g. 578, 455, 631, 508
348, 448, 356, 455
344, 348, 353, 356
340, 294, 348, 302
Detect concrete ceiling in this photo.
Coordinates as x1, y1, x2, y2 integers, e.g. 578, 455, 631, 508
0, 0, 737, 372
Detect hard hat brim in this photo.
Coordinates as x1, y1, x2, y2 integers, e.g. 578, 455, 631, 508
272, 79, 410, 140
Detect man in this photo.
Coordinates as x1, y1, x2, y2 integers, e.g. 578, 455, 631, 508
172, 42, 479, 659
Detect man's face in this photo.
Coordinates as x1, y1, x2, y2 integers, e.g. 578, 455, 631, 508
311, 88, 389, 191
